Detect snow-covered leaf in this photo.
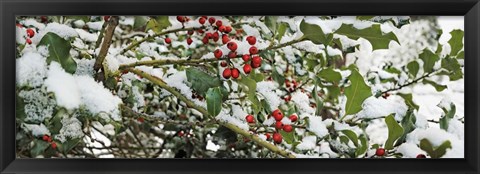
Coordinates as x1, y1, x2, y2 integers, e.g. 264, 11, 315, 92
38, 32, 77, 74
419, 49, 439, 73
318, 68, 342, 84
300, 19, 333, 45
344, 67, 371, 115
397, 93, 419, 110
384, 114, 404, 150
422, 79, 447, 92
335, 24, 399, 50
448, 29, 464, 57
406, 61, 419, 78
146, 16, 171, 34
419, 139, 451, 158
185, 68, 222, 97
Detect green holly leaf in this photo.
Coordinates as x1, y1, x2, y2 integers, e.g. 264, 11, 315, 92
423, 79, 447, 92
341, 130, 359, 147
133, 16, 149, 30
279, 129, 295, 144
265, 16, 278, 33
344, 68, 372, 115
206, 87, 223, 116
420, 139, 452, 158
355, 134, 369, 157
146, 16, 172, 34
312, 86, 324, 116
356, 16, 375, 20
276, 22, 289, 41
38, 32, 77, 74
186, 68, 222, 97
30, 139, 50, 157
335, 24, 399, 50
271, 66, 286, 86
406, 61, 420, 78
397, 93, 419, 110
66, 16, 90, 23
448, 29, 464, 57
300, 19, 333, 45
238, 75, 261, 114
384, 114, 404, 150
419, 49, 439, 73
395, 109, 416, 146
318, 68, 342, 84
58, 138, 81, 153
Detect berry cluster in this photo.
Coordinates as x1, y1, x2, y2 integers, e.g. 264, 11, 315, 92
17, 24, 35, 45
218, 35, 262, 80
42, 134, 57, 149
244, 109, 298, 144
169, 16, 234, 46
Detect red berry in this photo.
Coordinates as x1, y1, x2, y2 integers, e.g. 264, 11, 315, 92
243, 64, 252, 74
272, 109, 283, 121
202, 36, 209, 44
42, 135, 49, 141
292, 80, 298, 88
165, 38, 171, 44
26, 38, 32, 45
246, 36, 256, 45
40, 16, 48, 23
289, 114, 298, 122
51, 142, 57, 149
212, 32, 220, 42
227, 42, 238, 51
283, 125, 293, 132
249, 46, 258, 54
208, 17, 216, 24
16, 23, 23, 28
206, 33, 213, 39
26, 28, 35, 38
187, 38, 193, 45
220, 61, 228, 67
231, 68, 240, 79
47, 137, 52, 142
275, 121, 284, 129
376, 148, 386, 156
214, 49, 223, 58
273, 132, 282, 144
284, 95, 291, 102
228, 51, 237, 58
199, 17, 206, 24
251, 56, 262, 68
225, 26, 233, 33
285, 79, 291, 87
416, 154, 426, 158
187, 30, 194, 35
178, 131, 185, 137
202, 16, 208, 19
245, 115, 255, 123
197, 29, 205, 34
222, 34, 230, 44
177, 16, 186, 23
218, 25, 227, 33
222, 68, 231, 79
242, 54, 250, 62
104, 16, 110, 21
216, 20, 223, 27
265, 133, 271, 140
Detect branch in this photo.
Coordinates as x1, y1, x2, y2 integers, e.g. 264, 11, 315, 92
380, 71, 437, 94
94, 16, 119, 81
126, 68, 296, 158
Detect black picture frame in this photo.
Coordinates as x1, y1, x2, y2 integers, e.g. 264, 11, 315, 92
1, 0, 479, 173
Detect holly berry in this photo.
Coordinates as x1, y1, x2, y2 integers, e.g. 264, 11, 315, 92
47, 137, 52, 142
265, 133, 271, 140
213, 32, 220, 42
228, 51, 237, 58
187, 38, 193, 45
42, 135, 49, 141
177, 16, 186, 23
208, 17, 216, 24
219, 25, 227, 33
104, 16, 110, 21
187, 30, 194, 35
215, 20, 223, 27
283, 125, 293, 132
275, 121, 284, 129
273, 132, 282, 144
245, 115, 255, 123
376, 148, 386, 156
51, 142, 57, 149
199, 17, 206, 24
227, 42, 238, 51
225, 26, 232, 33
243, 64, 252, 74
222, 34, 230, 44
416, 154, 426, 158
137, 117, 145, 123
249, 46, 258, 55
40, 16, 48, 23
197, 29, 205, 34
285, 79, 291, 88
272, 109, 283, 121
26, 28, 35, 38
242, 54, 250, 62
251, 56, 262, 68
206, 33, 213, 39
289, 114, 298, 122
222, 68, 232, 79
246, 36, 256, 45
214, 49, 223, 58
178, 131, 185, 137
231, 68, 240, 79
165, 37, 171, 44
284, 95, 291, 102
202, 36, 209, 44
220, 61, 228, 67
26, 38, 32, 45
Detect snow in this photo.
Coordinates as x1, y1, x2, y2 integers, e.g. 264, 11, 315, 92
16, 52, 48, 87
74, 58, 95, 76
86, 21, 104, 31
44, 62, 82, 110
256, 81, 281, 111
296, 136, 317, 150
396, 143, 427, 158
32, 22, 78, 44
291, 91, 316, 115
18, 87, 56, 122
22, 123, 50, 137
55, 116, 84, 143
75, 28, 98, 42
215, 109, 249, 131
356, 96, 408, 121
406, 127, 463, 158
307, 116, 328, 138
21, 18, 46, 30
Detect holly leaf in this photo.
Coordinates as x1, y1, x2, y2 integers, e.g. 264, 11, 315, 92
279, 129, 295, 144
206, 87, 223, 116
448, 29, 464, 57
133, 16, 149, 30
419, 49, 439, 73
397, 93, 419, 110
395, 109, 416, 146
146, 16, 171, 34
271, 66, 285, 86
355, 134, 369, 157
38, 32, 77, 74
30, 139, 50, 157
300, 19, 333, 45
335, 24, 399, 50
344, 68, 372, 115
341, 130, 359, 147
276, 22, 289, 41
265, 16, 278, 33
406, 61, 419, 78
420, 139, 452, 158
423, 79, 447, 92
318, 68, 342, 84
58, 138, 81, 153
384, 114, 404, 150
238, 75, 261, 114
186, 68, 222, 97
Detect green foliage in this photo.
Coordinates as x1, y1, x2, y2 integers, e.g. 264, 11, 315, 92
30, 139, 50, 157
206, 87, 223, 116
419, 49, 439, 73
439, 103, 456, 130
38, 32, 77, 74
300, 19, 333, 45
406, 61, 419, 78
396, 110, 416, 146
419, 139, 452, 158
279, 129, 295, 144
276, 22, 289, 41
448, 30, 464, 57
422, 79, 447, 92
318, 68, 342, 84
344, 67, 372, 115
355, 134, 369, 157
185, 68, 222, 97
133, 16, 149, 30
397, 93, 419, 110
335, 24, 399, 50
238, 75, 261, 114
146, 16, 172, 34
265, 16, 278, 33
341, 130, 358, 147
384, 114, 404, 150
